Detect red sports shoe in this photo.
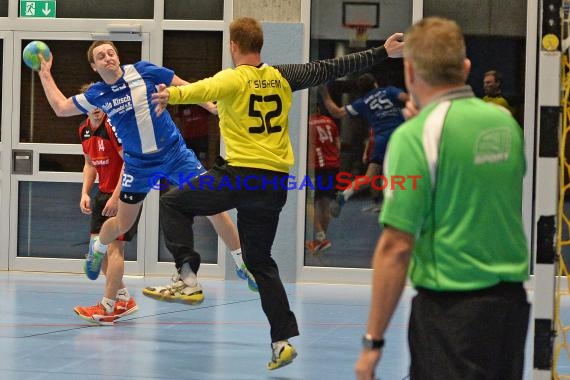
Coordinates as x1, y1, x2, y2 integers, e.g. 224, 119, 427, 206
305, 240, 317, 252
114, 298, 138, 319
305, 239, 332, 254
314, 239, 331, 252
74, 303, 116, 325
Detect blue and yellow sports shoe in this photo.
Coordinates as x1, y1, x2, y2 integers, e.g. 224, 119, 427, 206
84, 237, 105, 280
236, 263, 258, 292
235, 264, 248, 280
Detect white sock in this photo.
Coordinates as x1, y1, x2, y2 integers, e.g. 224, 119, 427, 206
180, 262, 198, 287
315, 231, 326, 242
230, 248, 245, 268
343, 188, 354, 201
116, 288, 130, 301
93, 237, 108, 254
271, 340, 289, 352
101, 297, 115, 313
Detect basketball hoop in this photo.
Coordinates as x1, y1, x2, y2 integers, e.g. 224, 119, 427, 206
347, 24, 371, 49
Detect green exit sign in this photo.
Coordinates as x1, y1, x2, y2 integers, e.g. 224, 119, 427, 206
20, 0, 56, 18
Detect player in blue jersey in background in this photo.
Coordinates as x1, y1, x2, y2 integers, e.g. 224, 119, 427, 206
320, 73, 408, 216
36, 41, 256, 322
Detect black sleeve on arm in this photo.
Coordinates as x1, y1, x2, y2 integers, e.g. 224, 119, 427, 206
274, 46, 388, 92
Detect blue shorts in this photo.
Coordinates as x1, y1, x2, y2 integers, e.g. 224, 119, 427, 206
370, 130, 396, 164
121, 137, 206, 196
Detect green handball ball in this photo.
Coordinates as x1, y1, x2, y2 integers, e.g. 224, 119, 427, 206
22, 41, 51, 71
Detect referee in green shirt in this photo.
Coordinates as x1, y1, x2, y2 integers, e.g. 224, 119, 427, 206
355, 17, 530, 380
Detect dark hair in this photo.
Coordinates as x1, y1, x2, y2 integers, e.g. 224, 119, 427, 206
357, 73, 377, 93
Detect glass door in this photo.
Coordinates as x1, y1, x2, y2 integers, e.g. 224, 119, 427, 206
300, 0, 413, 283
9, 31, 149, 275
144, 29, 226, 278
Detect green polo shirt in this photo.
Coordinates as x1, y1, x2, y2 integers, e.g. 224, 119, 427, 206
380, 86, 529, 291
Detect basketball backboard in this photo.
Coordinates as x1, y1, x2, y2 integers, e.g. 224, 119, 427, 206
342, 1, 379, 28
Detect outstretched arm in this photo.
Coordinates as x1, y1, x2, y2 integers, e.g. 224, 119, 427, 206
170, 75, 217, 115
319, 86, 347, 119
170, 74, 189, 86
37, 54, 82, 117
153, 70, 240, 115
276, 32, 404, 92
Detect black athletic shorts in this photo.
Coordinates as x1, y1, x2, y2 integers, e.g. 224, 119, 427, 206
314, 168, 339, 200
90, 191, 140, 241
408, 281, 530, 380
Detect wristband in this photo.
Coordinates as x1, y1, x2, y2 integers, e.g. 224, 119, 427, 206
362, 334, 385, 350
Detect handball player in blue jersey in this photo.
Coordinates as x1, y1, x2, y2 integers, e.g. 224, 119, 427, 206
320, 73, 408, 215
36, 41, 255, 317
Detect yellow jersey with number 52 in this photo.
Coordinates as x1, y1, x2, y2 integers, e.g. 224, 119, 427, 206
168, 64, 293, 173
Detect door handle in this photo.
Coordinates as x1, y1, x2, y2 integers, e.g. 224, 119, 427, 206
12, 150, 33, 174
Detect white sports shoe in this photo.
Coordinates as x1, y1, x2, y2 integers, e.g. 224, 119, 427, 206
143, 275, 204, 304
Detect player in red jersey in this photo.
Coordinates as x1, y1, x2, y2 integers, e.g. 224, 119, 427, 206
73, 83, 139, 325
306, 102, 340, 254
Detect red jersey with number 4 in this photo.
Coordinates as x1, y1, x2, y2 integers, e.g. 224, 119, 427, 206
309, 114, 340, 169
79, 115, 123, 193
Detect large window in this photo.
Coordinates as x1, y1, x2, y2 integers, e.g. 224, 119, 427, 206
424, 0, 527, 126
304, 0, 412, 269
17, 182, 137, 259
16, 39, 142, 261
165, 0, 224, 20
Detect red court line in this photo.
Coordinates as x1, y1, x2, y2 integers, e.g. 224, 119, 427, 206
0, 320, 407, 329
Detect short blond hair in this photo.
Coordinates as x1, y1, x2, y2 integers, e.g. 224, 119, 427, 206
230, 17, 263, 54
404, 17, 466, 86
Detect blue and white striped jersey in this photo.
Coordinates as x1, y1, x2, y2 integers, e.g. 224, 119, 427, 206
72, 61, 179, 159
